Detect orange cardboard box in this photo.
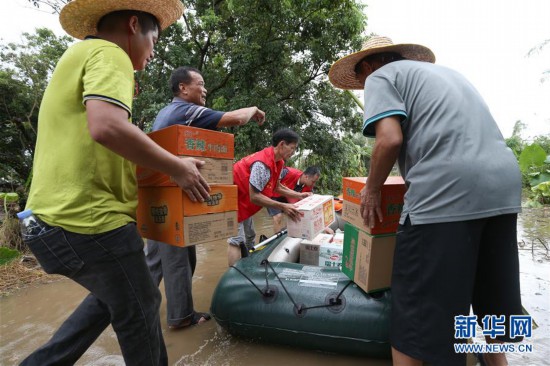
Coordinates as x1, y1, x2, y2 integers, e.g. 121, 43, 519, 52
137, 185, 238, 246
342, 176, 406, 235
147, 125, 234, 159
137, 157, 233, 187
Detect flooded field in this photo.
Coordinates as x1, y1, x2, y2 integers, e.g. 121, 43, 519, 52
506, 206, 550, 365
1, 208, 548, 365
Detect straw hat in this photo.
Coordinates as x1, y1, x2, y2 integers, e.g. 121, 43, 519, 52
59, 0, 184, 40
328, 36, 435, 90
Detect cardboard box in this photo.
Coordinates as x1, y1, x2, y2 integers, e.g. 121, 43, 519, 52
147, 125, 234, 159
342, 223, 396, 293
332, 232, 344, 245
299, 233, 333, 265
299, 233, 343, 269
342, 176, 406, 235
137, 157, 233, 186
318, 241, 343, 269
287, 194, 335, 240
137, 185, 238, 246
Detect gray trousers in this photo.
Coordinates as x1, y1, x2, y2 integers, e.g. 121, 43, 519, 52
227, 217, 256, 249
145, 240, 196, 327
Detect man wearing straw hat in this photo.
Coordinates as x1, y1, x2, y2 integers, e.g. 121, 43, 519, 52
20, 0, 207, 365
329, 36, 523, 365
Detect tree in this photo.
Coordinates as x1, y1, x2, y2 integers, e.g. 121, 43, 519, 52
505, 120, 526, 157
23, 0, 370, 195
527, 38, 550, 83
26, 0, 68, 14
134, 0, 367, 194
0, 28, 72, 191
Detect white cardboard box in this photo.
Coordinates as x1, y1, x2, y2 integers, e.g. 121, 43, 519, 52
318, 241, 344, 269
300, 233, 333, 265
299, 233, 343, 269
332, 232, 344, 245
287, 194, 335, 240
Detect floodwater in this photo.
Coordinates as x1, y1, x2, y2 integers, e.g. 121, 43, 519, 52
1, 208, 548, 366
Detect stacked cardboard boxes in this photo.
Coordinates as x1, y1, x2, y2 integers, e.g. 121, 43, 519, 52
300, 233, 339, 268
341, 176, 406, 293
284, 193, 339, 268
136, 125, 234, 185
136, 125, 238, 247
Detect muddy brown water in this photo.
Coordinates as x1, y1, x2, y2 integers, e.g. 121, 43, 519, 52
1, 208, 548, 365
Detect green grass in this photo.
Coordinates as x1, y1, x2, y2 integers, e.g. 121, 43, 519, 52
0, 247, 21, 266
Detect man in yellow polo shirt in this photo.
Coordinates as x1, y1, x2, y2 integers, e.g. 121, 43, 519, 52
20, 1, 209, 365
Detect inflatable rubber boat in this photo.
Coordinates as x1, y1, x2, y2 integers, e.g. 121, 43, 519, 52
210, 230, 392, 358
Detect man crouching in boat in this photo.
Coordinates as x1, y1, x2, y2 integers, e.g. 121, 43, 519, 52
227, 128, 311, 266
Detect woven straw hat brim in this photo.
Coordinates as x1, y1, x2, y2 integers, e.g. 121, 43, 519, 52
328, 44, 436, 90
60, 0, 184, 40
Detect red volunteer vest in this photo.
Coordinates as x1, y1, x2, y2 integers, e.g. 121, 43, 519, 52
275, 167, 313, 203
233, 146, 284, 222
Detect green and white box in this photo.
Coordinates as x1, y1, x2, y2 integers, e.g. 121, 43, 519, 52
342, 222, 396, 293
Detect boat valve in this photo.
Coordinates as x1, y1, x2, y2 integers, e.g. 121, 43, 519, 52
325, 292, 346, 313
293, 303, 307, 318
261, 285, 278, 304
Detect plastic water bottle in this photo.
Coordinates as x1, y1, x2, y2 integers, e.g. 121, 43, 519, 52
16, 209, 51, 240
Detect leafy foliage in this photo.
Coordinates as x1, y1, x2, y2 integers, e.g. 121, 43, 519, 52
11, 2, 548, 206
504, 120, 550, 205
298, 132, 373, 194
133, 0, 367, 194
26, 0, 68, 14
0, 247, 20, 266
527, 38, 550, 83
519, 144, 547, 173
7, 2, 368, 201
531, 181, 550, 205
505, 120, 526, 157
0, 29, 72, 193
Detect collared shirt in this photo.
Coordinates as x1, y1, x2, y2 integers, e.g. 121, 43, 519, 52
362, 60, 521, 225
153, 97, 224, 131
27, 38, 137, 234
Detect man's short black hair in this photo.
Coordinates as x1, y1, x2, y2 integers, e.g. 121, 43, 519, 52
170, 66, 202, 96
272, 128, 300, 147
303, 166, 320, 177
97, 10, 160, 35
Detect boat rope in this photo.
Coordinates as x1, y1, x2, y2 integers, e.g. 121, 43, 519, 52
262, 259, 297, 307
262, 259, 353, 312
230, 259, 354, 315
229, 265, 268, 296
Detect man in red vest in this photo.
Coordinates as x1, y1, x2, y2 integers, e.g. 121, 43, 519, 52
228, 128, 310, 266
267, 166, 321, 232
